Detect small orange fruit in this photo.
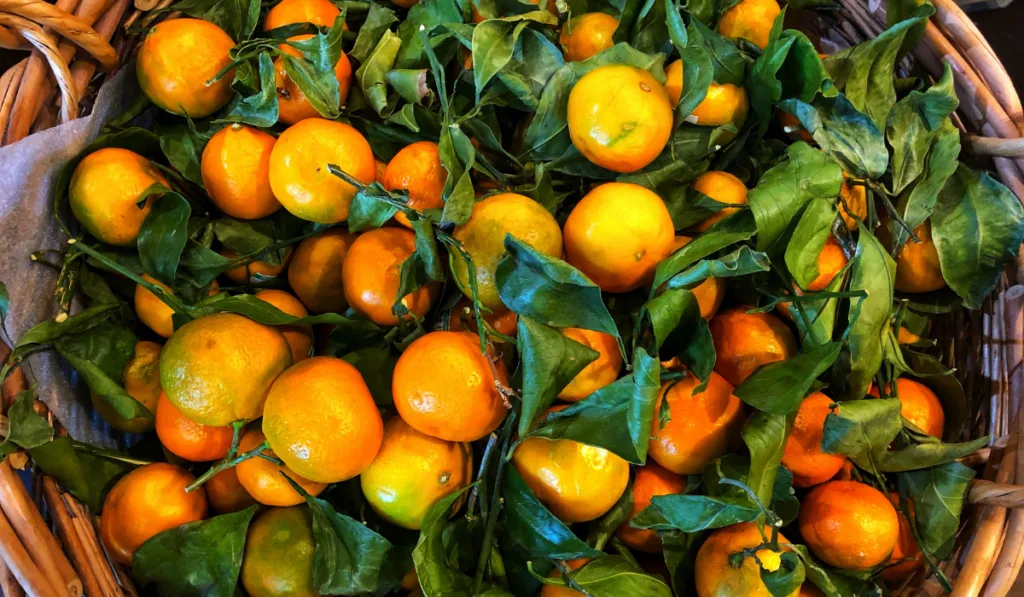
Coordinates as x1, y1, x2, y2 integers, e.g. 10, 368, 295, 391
799, 585, 827, 597
241, 506, 319, 597
559, 13, 618, 62
287, 229, 357, 313
541, 559, 590, 597
798, 480, 900, 570
382, 141, 447, 227
802, 237, 848, 292
91, 341, 162, 433
781, 392, 846, 488
100, 463, 207, 565
692, 171, 748, 232
264, 0, 341, 29
255, 289, 313, 363
695, 523, 798, 597
135, 275, 219, 338
839, 174, 867, 230
557, 328, 622, 401
869, 378, 945, 438
649, 372, 746, 474
882, 493, 923, 582
155, 393, 234, 462
392, 331, 509, 442
274, 37, 353, 125
716, 0, 782, 50
615, 462, 687, 553
894, 222, 946, 294
778, 110, 814, 144
709, 307, 798, 386
221, 249, 291, 284
669, 236, 727, 319
567, 64, 673, 172
235, 427, 327, 506
664, 60, 750, 130
374, 159, 388, 182
201, 124, 281, 220
341, 227, 439, 325
445, 299, 518, 339
205, 467, 258, 514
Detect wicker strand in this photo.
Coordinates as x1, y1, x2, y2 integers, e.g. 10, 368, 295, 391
0, 0, 117, 68
0, 14, 78, 124
0, 23, 25, 48
964, 136, 1024, 159
68, 0, 128, 98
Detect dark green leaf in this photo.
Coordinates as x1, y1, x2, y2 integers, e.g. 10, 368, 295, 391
632, 494, 760, 532
225, 53, 279, 127
305, 493, 392, 594
652, 210, 757, 290
350, 3, 398, 63
171, 0, 259, 41
734, 342, 841, 415
761, 552, 804, 597
886, 64, 958, 195
283, 19, 347, 119
502, 466, 602, 559
844, 229, 895, 399
748, 30, 825, 136
741, 411, 790, 507
29, 438, 139, 511
543, 556, 673, 596
879, 435, 989, 473
138, 190, 191, 285
55, 323, 151, 421
779, 95, 888, 180
0, 390, 54, 455
897, 461, 974, 559
822, 398, 902, 474
784, 199, 838, 290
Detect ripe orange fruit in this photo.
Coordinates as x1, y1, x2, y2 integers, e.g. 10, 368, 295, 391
91, 341, 162, 433
869, 378, 944, 438
664, 60, 750, 130
649, 372, 745, 474
274, 37, 353, 125
382, 141, 447, 227
695, 523, 798, 597
263, 356, 383, 483
799, 585, 826, 597
557, 328, 622, 401
201, 124, 280, 220
160, 313, 293, 426
221, 249, 291, 284
360, 417, 473, 530
99, 463, 207, 565
692, 171, 748, 232
778, 111, 814, 144
882, 493, 923, 582
563, 182, 675, 293
264, 0, 341, 29
452, 193, 563, 311
255, 289, 313, 363
839, 174, 867, 230
205, 467, 258, 514
798, 480, 899, 570
541, 559, 590, 597
235, 427, 327, 506
670, 236, 727, 319
392, 331, 510, 442
68, 148, 168, 246
287, 229, 356, 313
375, 159, 388, 182
567, 64, 673, 173
559, 13, 618, 62
802, 237, 848, 292
781, 392, 846, 488
155, 393, 234, 462
341, 227, 439, 325
135, 275, 219, 338
894, 222, 946, 293
136, 19, 235, 117
615, 461, 687, 553
268, 119, 376, 224
445, 299, 518, 339
241, 506, 318, 597
716, 0, 781, 50
709, 307, 798, 386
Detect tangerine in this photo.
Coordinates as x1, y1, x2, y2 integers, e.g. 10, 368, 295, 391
709, 307, 797, 386
155, 393, 234, 462
559, 13, 618, 62
869, 378, 945, 438
695, 523, 798, 597
798, 480, 900, 570
201, 124, 281, 220
664, 60, 750, 129
716, 0, 782, 50
91, 340, 162, 433
341, 227, 439, 325
692, 171, 748, 232
894, 222, 946, 293
615, 461, 687, 553
135, 275, 219, 339
264, 0, 341, 29
221, 249, 290, 284
557, 328, 622, 401
205, 467, 258, 514
255, 289, 313, 363
670, 236, 727, 319
540, 559, 590, 597
241, 506, 319, 597
274, 37, 353, 125
382, 141, 447, 227
882, 493, 923, 582
287, 229, 357, 313
235, 428, 327, 506
781, 392, 846, 488
839, 174, 867, 230
802, 237, 847, 292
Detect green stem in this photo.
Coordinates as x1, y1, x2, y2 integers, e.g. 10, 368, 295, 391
186, 440, 268, 492
67, 241, 192, 316
473, 413, 517, 592
554, 561, 594, 597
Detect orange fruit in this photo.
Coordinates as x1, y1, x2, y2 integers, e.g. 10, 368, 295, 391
716, 0, 781, 50
392, 331, 510, 442
360, 417, 473, 530
799, 480, 899, 570
563, 182, 674, 293
382, 141, 447, 227
263, 356, 383, 483
559, 12, 618, 62
136, 19, 235, 117
894, 222, 946, 293
375, 159, 388, 182
255, 289, 313, 363
201, 124, 281, 220
445, 299, 518, 338
692, 171, 748, 232
91, 341, 162, 433
68, 147, 167, 246
695, 523, 799, 597
264, 0, 341, 29
615, 461, 687, 553
135, 275, 219, 338
882, 493, 923, 582
868, 378, 944, 438
839, 174, 867, 230
567, 64, 673, 173
778, 110, 814, 144
799, 585, 826, 597
781, 392, 846, 488
664, 60, 750, 129
649, 372, 745, 474
205, 467, 258, 514
235, 427, 327, 506
669, 236, 727, 319
557, 328, 622, 401
274, 37, 353, 125
540, 559, 590, 597
803, 237, 847, 292
287, 229, 356, 313
241, 506, 319, 597
99, 463, 207, 565
160, 313, 293, 426
268, 119, 376, 224
452, 193, 563, 311
155, 393, 234, 462
221, 249, 291, 284
341, 227, 439, 325
709, 307, 798, 386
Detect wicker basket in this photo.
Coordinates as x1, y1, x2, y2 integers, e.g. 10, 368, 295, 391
0, 0, 1022, 596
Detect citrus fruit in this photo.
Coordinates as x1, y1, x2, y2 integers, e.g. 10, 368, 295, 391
287, 229, 357, 313
264, 0, 341, 29
615, 461, 686, 553
268, 118, 375, 224
99, 463, 207, 565
92, 340, 162, 433
802, 236, 847, 292
452, 193, 562, 311
392, 331, 510, 442
360, 417, 473, 530
799, 584, 826, 597
798, 480, 900, 570
839, 174, 867, 230
869, 378, 945, 438
205, 467, 258, 514
692, 170, 748, 232
559, 12, 618, 62
709, 307, 798, 386
894, 222, 946, 293
781, 392, 846, 488
716, 0, 781, 49
135, 275, 219, 338
557, 327, 622, 401
670, 236, 727, 319
160, 313, 293, 426
778, 110, 813, 143
221, 249, 291, 284
255, 289, 313, 363
136, 19, 235, 117
274, 37, 353, 125
882, 493, 923, 582
567, 64, 673, 172
155, 393, 234, 462
664, 60, 750, 129
341, 227, 439, 325
649, 372, 745, 474
235, 427, 327, 506
68, 147, 167, 246
445, 298, 518, 339
263, 356, 384, 483
695, 523, 798, 597
241, 506, 318, 597
201, 124, 281, 220
541, 559, 590, 597
382, 141, 447, 227
375, 159, 388, 182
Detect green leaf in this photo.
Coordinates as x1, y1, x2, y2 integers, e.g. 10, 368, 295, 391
0, 390, 54, 455
652, 210, 757, 290
632, 494, 760, 533
687, 19, 746, 85
356, 29, 402, 116
350, 3, 398, 63
283, 18, 347, 119
748, 30, 825, 136
664, 246, 771, 291
502, 466, 603, 559
761, 552, 805, 597
341, 346, 397, 406
844, 229, 895, 399
879, 435, 989, 473
770, 466, 800, 526
897, 121, 960, 248
305, 493, 392, 594
394, 0, 462, 70
779, 95, 888, 180
171, 0, 259, 41
11, 303, 118, 351
55, 323, 152, 421
346, 183, 400, 233
897, 461, 975, 559
734, 342, 842, 415
886, 64, 959, 195
0, 281, 8, 321
29, 438, 140, 511
791, 544, 882, 597
157, 122, 215, 186
133, 506, 257, 597
544, 556, 673, 596
784, 199, 838, 290
628, 349, 662, 463
822, 398, 902, 474
138, 190, 191, 285
472, 19, 529, 100
742, 411, 790, 508
225, 52, 279, 127
438, 122, 477, 226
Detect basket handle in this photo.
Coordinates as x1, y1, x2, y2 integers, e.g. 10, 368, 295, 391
0, 0, 117, 68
